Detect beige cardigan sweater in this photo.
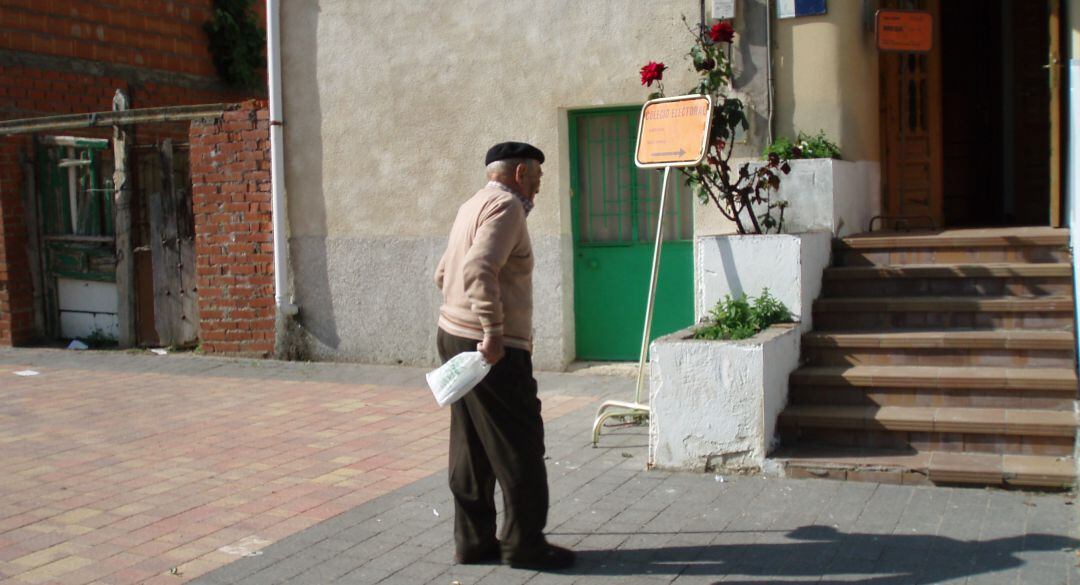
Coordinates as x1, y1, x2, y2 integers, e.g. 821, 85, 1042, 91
434, 185, 533, 351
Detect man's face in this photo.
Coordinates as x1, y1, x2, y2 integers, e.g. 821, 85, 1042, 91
517, 161, 543, 201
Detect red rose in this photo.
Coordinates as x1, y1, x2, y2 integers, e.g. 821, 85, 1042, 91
640, 61, 667, 87
708, 21, 735, 43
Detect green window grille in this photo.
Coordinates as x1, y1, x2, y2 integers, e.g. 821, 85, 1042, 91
572, 108, 693, 244
36, 141, 113, 238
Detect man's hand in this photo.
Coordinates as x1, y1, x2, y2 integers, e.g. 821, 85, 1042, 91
477, 334, 505, 365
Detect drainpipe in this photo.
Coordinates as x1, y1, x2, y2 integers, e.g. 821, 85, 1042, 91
1069, 61, 1080, 367
267, 0, 299, 320
1070, 58, 1080, 504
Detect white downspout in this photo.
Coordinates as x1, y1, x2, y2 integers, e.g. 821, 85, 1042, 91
267, 0, 298, 318
1068, 61, 1080, 361
1068, 59, 1080, 487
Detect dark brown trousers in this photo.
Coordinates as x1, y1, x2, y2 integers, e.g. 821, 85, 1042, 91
437, 329, 549, 560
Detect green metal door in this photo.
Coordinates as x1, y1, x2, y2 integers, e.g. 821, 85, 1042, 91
36, 137, 116, 340
570, 108, 694, 361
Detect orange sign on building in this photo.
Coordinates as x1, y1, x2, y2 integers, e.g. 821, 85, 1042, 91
876, 9, 933, 53
635, 95, 713, 168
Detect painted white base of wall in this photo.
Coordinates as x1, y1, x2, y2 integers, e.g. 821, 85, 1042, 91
649, 324, 800, 471
57, 278, 119, 340
696, 232, 831, 332
288, 233, 573, 370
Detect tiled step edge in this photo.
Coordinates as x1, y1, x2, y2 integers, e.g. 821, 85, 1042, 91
823, 263, 1072, 280
814, 296, 1074, 312
836, 231, 1069, 250
790, 366, 1078, 392
803, 330, 1075, 351
777, 405, 1078, 436
773, 450, 1075, 488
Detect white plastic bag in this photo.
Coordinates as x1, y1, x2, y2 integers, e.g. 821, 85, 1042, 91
426, 351, 491, 407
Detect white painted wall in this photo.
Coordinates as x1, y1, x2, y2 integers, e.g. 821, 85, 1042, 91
57, 278, 118, 340
649, 324, 800, 471
695, 232, 831, 332
280, 0, 704, 370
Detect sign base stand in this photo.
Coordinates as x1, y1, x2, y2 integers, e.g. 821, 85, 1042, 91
591, 399, 649, 446
590, 95, 711, 448
591, 166, 671, 447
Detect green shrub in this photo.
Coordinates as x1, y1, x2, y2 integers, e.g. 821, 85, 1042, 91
204, 0, 266, 90
692, 289, 792, 341
763, 130, 841, 160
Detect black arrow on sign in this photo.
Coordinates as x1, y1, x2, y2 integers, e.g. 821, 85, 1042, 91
652, 148, 687, 157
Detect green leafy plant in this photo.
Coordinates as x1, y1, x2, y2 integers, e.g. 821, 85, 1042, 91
204, 0, 266, 90
81, 328, 118, 349
693, 289, 792, 340
763, 130, 841, 160
639, 17, 793, 234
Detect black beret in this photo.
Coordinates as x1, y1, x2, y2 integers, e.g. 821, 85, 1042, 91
485, 141, 545, 166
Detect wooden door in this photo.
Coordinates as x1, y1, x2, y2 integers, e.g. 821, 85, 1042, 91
1048, 0, 1063, 226
145, 139, 200, 347
880, 0, 943, 228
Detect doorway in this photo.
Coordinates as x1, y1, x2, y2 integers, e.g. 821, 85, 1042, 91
881, 0, 1063, 227
569, 108, 695, 361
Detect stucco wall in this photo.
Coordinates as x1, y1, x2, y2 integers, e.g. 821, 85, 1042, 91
280, 1, 714, 369
772, 3, 879, 163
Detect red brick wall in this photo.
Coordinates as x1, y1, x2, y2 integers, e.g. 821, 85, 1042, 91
189, 100, 274, 357
0, 137, 33, 345
0, 0, 266, 121
1, 1, 225, 77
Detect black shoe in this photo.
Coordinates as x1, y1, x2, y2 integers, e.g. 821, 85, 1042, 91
454, 542, 502, 565
506, 544, 576, 571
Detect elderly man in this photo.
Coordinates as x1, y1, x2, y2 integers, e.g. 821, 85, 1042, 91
433, 142, 575, 571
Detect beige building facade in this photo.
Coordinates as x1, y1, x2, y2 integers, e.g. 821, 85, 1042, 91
277, 0, 1080, 370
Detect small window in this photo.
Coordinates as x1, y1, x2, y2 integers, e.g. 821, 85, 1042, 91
572, 108, 693, 245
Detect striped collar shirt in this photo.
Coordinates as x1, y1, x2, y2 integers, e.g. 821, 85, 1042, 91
486, 181, 534, 216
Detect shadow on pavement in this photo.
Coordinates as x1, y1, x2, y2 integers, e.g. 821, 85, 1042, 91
561, 525, 1078, 583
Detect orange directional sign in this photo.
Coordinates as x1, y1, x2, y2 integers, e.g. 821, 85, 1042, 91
635, 95, 713, 168
876, 10, 933, 53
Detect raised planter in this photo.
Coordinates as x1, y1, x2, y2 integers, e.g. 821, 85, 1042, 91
648, 323, 801, 471
696, 231, 831, 333
773, 158, 881, 237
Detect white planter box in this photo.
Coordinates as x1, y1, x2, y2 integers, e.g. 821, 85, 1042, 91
696, 232, 831, 333
774, 158, 881, 238
648, 323, 800, 471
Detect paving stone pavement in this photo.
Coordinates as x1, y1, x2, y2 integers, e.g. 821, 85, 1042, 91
0, 348, 610, 584
1, 348, 1078, 585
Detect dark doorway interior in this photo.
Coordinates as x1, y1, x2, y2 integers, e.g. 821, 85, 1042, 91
941, 0, 1050, 226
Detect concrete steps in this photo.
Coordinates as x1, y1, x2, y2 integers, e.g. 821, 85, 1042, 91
822, 263, 1073, 297
772, 446, 1075, 488
803, 330, 1076, 368
772, 227, 1078, 489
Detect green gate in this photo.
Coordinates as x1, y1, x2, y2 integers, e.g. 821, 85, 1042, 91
35, 136, 116, 339
570, 108, 694, 361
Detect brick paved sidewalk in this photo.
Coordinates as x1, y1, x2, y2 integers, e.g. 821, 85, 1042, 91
2, 348, 1078, 585
0, 348, 615, 584
193, 398, 1080, 584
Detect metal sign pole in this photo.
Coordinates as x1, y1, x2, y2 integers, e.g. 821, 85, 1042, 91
591, 166, 670, 445
591, 94, 712, 446
634, 166, 670, 403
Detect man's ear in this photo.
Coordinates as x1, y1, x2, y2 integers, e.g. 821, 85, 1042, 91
514, 163, 528, 182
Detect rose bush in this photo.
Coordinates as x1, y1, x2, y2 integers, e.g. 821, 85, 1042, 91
640, 18, 792, 234
640, 61, 667, 88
